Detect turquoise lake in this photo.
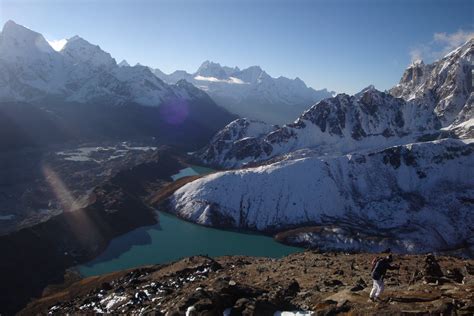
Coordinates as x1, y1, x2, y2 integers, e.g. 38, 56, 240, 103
78, 166, 301, 277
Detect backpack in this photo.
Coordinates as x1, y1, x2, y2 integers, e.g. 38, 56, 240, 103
371, 257, 381, 272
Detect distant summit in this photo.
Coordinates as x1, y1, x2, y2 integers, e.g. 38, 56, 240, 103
0, 20, 55, 60
196, 60, 239, 79
152, 61, 335, 124
62, 35, 117, 68
0, 20, 208, 106
0, 20, 236, 148
118, 59, 130, 67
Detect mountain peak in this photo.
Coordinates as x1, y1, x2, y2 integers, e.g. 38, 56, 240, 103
196, 60, 238, 79
1, 20, 33, 35
443, 37, 473, 59
238, 65, 265, 83
410, 59, 424, 67
118, 59, 130, 67
67, 35, 84, 42
199, 60, 215, 67
0, 20, 55, 58
2, 20, 20, 31
64, 35, 100, 50
356, 84, 377, 95
61, 35, 116, 67
197, 60, 221, 71
244, 65, 263, 72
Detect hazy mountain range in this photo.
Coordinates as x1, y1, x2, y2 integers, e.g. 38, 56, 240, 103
147, 61, 335, 124
0, 20, 236, 150
0, 20, 336, 150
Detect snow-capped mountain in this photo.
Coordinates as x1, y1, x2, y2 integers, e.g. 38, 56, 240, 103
0, 21, 230, 109
199, 87, 441, 168
0, 20, 66, 99
118, 59, 130, 67
390, 39, 473, 127
198, 40, 473, 168
152, 61, 335, 124
170, 138, 474, 254
62, 35, 116, 68
165, 40, 474, 255
0, 21, 236, 149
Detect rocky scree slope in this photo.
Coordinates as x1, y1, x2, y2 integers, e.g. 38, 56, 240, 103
21, 252, 474, 315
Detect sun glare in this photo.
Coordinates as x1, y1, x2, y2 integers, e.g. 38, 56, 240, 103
47, 38, 67, 51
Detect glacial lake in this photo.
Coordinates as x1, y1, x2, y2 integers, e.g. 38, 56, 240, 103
78, 166, 302, 276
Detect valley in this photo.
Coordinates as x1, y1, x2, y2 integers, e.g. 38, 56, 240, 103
0, 9, 472, 315
0, 146, 302, 315
0, 145, 190, 314
0, 141, 160, 235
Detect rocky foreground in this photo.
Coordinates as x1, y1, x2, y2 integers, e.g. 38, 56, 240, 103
22, 252, 474, 315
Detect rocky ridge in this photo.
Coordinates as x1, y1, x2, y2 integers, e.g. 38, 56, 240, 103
198, 40, 472, 169
199, 87, 443, 168
21, 252, 474, 315
390, 41, 473, 127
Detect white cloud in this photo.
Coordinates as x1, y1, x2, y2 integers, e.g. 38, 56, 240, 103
409, 29, 473, 62
433, 30, 474, 52
47, 39, 67, 51
409, 47, 424, 63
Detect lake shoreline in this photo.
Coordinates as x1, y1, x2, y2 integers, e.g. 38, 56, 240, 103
76, 205, 304, 277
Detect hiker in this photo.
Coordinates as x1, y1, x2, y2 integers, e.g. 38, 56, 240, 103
424, 254, 443, 278
369, 254, 399, 302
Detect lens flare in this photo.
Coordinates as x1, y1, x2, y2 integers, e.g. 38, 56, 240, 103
42, 163, 81, 212
42, 163, 102, 246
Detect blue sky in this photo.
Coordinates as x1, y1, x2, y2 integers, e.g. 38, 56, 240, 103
1, 0, 473, 94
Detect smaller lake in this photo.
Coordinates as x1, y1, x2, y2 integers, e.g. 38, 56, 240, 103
170, 165, 214, 180
78, 166, 301, 277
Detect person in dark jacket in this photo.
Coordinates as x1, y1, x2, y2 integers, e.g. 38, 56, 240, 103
369, 254, 399, 301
